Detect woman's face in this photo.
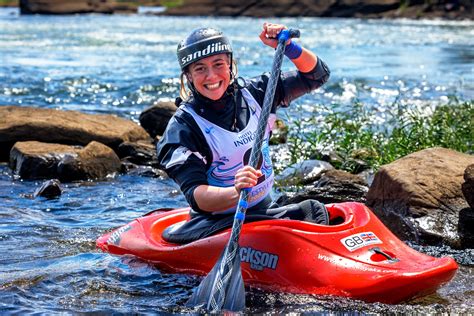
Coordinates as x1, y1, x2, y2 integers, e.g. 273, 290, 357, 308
187, 53, 231, 100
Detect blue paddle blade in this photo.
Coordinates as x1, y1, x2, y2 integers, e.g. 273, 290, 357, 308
187, 246, 245, 312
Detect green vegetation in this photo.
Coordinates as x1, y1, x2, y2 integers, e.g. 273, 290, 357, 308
0, 0, 17, 6
399, 0, 410, 11
160, 0, 183, 8
115, 0, 161, 4
286, 98, 473, 173
114, 0, 163, 8
115, 0, 182, 9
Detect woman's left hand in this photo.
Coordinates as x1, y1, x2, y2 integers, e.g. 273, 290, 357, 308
259, 22, 290, 49
234, 166, 262, 194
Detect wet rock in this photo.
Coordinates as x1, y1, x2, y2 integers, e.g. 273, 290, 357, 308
277, 169, 368, 205
57, 141, 122, 181
112, 3, 138, 14
10, 141, 121, 181
33, 179, 62, 199
118, 140, 159, 167
0, 106, 150, 162
10, 141, 82, 180
139, 102, 177, 138
121, 161, 167, 178
366, 147, 474, 249
460, 164, 474, 249
276, 159, 334, 187
458, 207, 474, 249
357, 168, 375, 187
310, 150, 344, 168
461, 164, 474, 209
20, 0, 116, 14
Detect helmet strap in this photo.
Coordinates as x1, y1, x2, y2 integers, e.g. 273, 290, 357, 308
228, 55, 240, 132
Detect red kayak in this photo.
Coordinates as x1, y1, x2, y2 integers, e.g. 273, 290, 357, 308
97, 202, 457, 304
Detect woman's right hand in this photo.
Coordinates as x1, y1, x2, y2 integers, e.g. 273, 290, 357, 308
259, 22, 289, 49
234, 166, 262, 193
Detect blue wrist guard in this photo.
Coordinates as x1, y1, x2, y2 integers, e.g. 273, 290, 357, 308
284, 41, 302, 59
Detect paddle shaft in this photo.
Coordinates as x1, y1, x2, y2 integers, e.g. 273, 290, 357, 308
207, 29, 300, 311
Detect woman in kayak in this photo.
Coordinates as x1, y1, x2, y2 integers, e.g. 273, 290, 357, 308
157, 22, 331, 244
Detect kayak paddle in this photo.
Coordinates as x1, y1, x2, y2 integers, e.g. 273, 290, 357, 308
187, 28, 300, 312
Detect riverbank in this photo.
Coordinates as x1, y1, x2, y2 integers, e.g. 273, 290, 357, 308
161, 0, 473, 20
3, 0, 472, 19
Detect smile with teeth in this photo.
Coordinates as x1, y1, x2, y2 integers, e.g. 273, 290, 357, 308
205, 82, 221, 90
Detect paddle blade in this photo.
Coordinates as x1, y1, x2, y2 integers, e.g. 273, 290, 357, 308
187, 247, 245, 312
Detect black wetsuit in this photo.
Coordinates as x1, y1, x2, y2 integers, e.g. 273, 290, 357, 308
157, 59, 331, 244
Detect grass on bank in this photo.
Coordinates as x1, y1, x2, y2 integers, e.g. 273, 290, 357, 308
0, 0, 17, 6
114, 0, 183, 9
285, 98, 473, 173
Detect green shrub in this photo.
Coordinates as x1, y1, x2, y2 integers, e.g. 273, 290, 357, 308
285, 98, 473, 173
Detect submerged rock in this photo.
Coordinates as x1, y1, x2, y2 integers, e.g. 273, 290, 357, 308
121, 161, 167, 178
10, 140, 121, 181
33, 179, 62, 199
366, 147, 474, 249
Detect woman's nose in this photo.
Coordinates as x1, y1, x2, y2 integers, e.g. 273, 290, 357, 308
206, 68, 218, 79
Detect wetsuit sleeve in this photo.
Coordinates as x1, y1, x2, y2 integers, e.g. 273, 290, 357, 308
156, 109, 211, 212
280, 58, 330, 107
246, 58, 330, 110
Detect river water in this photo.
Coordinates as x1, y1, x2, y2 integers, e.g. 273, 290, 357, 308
0, 7, 473, 314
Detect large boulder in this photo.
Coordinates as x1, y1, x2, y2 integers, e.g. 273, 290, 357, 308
20, 0, 116, 14
366, 147, 474, 248
10, 141, 121, 181
0, 106, 150, 162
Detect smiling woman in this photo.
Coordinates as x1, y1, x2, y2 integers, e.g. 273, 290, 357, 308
187, 54, 231, 101
156, 23, 331, 244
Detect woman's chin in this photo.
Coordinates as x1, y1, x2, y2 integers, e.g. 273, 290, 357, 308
201, 90, 225, 100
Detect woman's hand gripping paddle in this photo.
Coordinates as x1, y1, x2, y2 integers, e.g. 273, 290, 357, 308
187, 28, 300, 313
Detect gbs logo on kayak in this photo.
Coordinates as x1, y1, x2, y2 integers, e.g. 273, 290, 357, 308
341, 231, 382, 252
240, 247, 278, 271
